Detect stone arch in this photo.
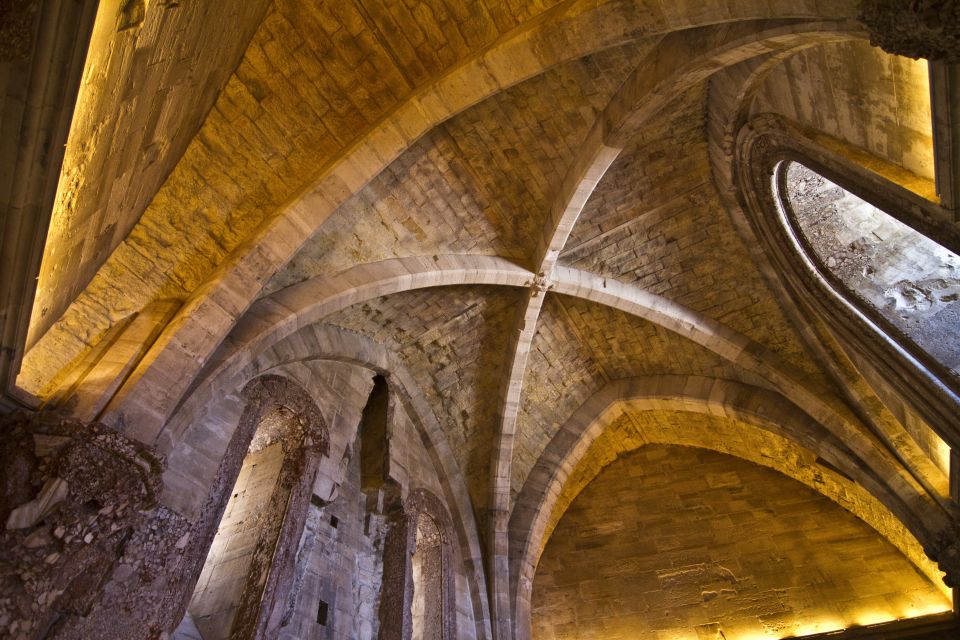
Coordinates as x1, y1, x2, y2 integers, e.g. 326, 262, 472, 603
704, 47, 952, 514
163, 323, 492, 639
97, 3, 867, 445
508, 376, 949, 639
380, 488, 459, 640
529, 443, 952, 640
732, 114, 960, 452
174, 373, 329, 639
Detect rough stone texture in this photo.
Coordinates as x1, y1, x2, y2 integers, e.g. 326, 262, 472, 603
531, 445, 951, 640
561, 86, 826, 381
189, 442, 287, 639
511, 295, 604, 505
534, 409, 944, 591
262, 42, 651, 295
859, 0, 960, 63
786, 161, 960, 376
158, 374, 330, 640
380, 488, 459, 640
261, 374, 472, 640
28, 0, 271, 348
0, 411, 191, 640
412, 512, 444, 640
20, 0, 562, 397
186, 400, 317, 640
0, 0, 38, 62
752, 40, 935, 182
0, 0, 97, 413
5, 3, 957, 639
277, 426, 388, 640
510, 293, 787, 504
324, 285, 521, 523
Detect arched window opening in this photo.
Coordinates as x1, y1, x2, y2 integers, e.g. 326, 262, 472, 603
180, 401, 315, 640
361, 375, 390, 499
778, 160, 960, 381
411, 512, 444, 640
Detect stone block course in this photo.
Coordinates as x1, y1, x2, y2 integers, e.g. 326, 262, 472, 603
532, 445, 950, 640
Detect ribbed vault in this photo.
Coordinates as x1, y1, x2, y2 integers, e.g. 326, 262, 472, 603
7, 1, 959, 638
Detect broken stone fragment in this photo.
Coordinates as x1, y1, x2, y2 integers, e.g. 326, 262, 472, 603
175, 532, 190, 549
5, 478, 69, 529
23, 528, 53, 548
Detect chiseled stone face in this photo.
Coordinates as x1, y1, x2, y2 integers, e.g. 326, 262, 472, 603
531, 445, 951, 640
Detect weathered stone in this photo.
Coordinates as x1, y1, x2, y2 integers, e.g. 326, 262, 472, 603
859, 0, 960, 62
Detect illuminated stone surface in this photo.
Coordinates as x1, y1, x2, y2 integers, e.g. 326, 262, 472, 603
1, 1, 957, 638
531, 446, 951, 640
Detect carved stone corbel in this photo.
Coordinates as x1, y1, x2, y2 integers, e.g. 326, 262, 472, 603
858, 0, 960, 62
925, 521, 960, 588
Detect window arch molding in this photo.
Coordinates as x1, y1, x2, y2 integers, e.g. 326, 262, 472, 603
380, 487, 459, 640
176, 373, 330, 639
734, 113, 960, 451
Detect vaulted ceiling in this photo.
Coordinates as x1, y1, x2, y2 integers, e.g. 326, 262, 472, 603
9, 1, 958, 637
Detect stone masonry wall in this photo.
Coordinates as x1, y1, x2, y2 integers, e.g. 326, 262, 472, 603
261, 361, 476, 638
531, 445, 950, 640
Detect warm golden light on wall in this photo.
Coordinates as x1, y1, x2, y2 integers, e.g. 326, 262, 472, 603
852, 609, 896, 627
900, 53, 934, 181
934, 434, 951, 477
26, 0, 124, 349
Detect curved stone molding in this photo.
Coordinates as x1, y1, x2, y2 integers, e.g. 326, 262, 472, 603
733, 114, 960, 453
161, 324, 493, 639
73, 3, 863, 459
380, 488, 459, 640
171, 374, 329, 640
706, 52, 953, 509
485, 21, 863, 634
506, 376, 949, 639
261, 332, 493, 640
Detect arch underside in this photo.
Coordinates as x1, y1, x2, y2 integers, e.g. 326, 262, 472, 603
531, 444, 951, 640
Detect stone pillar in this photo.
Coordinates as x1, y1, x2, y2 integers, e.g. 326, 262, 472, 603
0, 411, 191, 639
858, 0, 960, 62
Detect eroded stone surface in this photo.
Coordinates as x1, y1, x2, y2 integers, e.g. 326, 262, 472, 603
752, 39, 934, 181
0, 411, 191, 640
859, 0, 960, 62
323, 285, 521, 525
5, 2, 956, 638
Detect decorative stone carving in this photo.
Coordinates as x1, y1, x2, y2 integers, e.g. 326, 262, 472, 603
858, 0, 960, 62
925, 522, 960, 587
528, 273, 554, 297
